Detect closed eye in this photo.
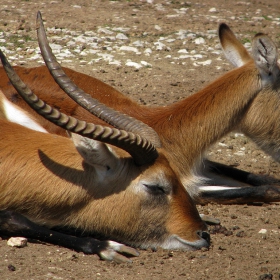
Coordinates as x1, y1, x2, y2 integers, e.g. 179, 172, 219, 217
144, 184, 170, 195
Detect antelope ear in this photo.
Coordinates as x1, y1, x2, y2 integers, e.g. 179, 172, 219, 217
69, 132, 119, 170
252, 33, 280, 85
219, 23, 251, 67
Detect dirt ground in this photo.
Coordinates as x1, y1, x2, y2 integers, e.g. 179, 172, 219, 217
0, 0, 280, 279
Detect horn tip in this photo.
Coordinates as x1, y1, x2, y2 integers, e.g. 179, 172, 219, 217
37, 11, 42, 20
36, 11, 43, 29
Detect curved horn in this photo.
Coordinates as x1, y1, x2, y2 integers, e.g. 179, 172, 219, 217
36, 11, 161, 148
0, 49, 158, 166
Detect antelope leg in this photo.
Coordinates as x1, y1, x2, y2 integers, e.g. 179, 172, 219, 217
0, 210, 139, 262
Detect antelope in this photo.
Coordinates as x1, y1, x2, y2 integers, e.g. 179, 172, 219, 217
1, 12, 280, 204
0, 60, 211, 262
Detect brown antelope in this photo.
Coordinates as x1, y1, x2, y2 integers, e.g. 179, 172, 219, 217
1, 12, 280, 204
0, 65, 211, 262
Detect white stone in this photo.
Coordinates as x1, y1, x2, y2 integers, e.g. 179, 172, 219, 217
154, 41, 166, 50
252, 16, 264, 21
49, 43, 62, 51
258, 229, 267, 234
192, 54, 203, 59
244, 42, 251, 49
179, 55, 191, 59
109, 60, 121, 66
196, 59, 212, 66
194, 37, 205, 45
98, 28, 114, 35
132, 40, 144, 47
116, 33, 129, 40
141, 61, 152, 67
7, 237, 27, 248
178, 49, 188, 54
125, 61, 142, 69
218, 142, 227, 147
97, 53, 114, 61
166, 38, 175, 43
154, 25, 162, 31
234, 151, 245, 156
144, 48, 152, 54
28, 54, 41, 60
187, 33, 196, 39
209, 7, 217, 12
119, 46, 138, 53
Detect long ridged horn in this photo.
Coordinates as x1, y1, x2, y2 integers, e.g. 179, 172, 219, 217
0, 49, 158, 166
36, 11, 161, 148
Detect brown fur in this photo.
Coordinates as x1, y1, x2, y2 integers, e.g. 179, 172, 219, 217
0, 119, 207, 248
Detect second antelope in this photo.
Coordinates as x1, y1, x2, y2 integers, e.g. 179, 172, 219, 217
1, 13, 280, 204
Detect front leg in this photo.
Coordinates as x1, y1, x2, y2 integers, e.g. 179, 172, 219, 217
205, 159, 280, 186
196, 184, 280, 204
0, 210, 139, 263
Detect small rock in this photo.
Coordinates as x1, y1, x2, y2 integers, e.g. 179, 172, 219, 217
236, 230, 246, 237
125, 61, 142, 69
141, 61, 152, 67
209, 7, 217, 12
154, 25, 162, 31
154, 41, 167, 50
196, 59, 212, 66
194, 37, 205, 45
120, 46, 138, 53
8, 264, 16, 272
116, 33, 128, 40
258, 229, 267, 234
259, 274, 273, 280
7, 237, 27, 248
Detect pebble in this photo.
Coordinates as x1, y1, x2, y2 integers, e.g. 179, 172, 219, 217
209, 8, 217, 13
258, 229, 267, 234
194, 38, 205, 45
259, 274, 273, 280
119, 46, 138, 53
125, 61, 142, 69
116, 33, 129, 40
7, 237, 28, 248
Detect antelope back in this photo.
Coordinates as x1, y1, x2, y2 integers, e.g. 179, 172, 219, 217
0, 65, 144, 136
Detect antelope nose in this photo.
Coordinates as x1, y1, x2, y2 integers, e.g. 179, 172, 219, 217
197, 230, 210, 246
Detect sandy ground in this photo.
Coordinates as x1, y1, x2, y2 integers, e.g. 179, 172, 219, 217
0, 0, 279, 279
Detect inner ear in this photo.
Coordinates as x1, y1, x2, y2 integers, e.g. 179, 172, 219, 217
218, 23, 251, 68
252, 34, 279, 83
69, 132, 119, 169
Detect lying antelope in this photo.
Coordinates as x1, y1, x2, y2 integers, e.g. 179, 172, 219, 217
1, 13, 280, 204
0, 61, 211, 262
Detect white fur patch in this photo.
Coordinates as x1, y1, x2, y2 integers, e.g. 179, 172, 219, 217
198, 186, 241, 191
223, 46, 246, 67
3, 99, 47, 133
159, 234, 209, 251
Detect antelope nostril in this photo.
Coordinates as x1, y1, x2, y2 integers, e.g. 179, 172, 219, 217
197, 230, 210, 244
